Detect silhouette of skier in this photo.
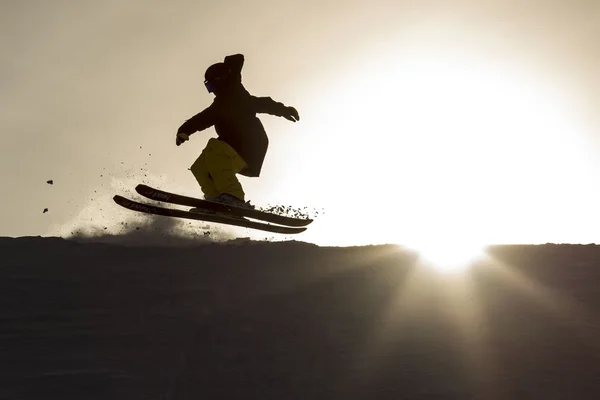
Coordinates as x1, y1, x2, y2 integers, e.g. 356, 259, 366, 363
175, 54, 299, 210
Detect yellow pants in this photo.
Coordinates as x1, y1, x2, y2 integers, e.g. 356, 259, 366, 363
190, 138, 247, 201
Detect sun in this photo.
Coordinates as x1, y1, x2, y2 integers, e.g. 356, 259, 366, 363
274, 23, 594, 250
407, 241, 486, 273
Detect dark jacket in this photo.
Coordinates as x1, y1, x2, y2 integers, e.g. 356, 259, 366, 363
178, 54, 290, 177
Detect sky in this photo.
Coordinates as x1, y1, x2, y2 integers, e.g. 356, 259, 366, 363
1, 0, 599, 247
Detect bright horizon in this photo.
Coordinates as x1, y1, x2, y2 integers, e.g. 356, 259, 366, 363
1, 0, 599, 249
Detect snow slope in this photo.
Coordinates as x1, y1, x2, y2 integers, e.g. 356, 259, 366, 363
1, 237, 599, 399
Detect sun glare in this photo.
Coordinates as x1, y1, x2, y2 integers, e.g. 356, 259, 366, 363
407, 241, 485, 273
289, 29, 595, 249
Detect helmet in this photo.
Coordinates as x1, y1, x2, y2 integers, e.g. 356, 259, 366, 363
204, 62, 231, 93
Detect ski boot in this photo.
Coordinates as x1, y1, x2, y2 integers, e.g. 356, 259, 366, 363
190, 193, 254, 219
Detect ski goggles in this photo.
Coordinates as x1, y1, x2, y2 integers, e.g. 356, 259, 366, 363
204, 79, 217, 93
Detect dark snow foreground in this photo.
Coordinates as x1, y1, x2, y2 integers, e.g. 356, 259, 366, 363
1, 237, 599, 399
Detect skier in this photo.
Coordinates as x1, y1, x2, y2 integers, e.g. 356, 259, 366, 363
175, 53, 300, 210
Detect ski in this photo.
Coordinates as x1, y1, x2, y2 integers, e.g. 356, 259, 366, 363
113, 195, 307, 234
134, 184, 313, 227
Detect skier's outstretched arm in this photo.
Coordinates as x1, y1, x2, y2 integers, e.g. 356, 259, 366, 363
253, 96, 300, 122
175, 106, 215, 146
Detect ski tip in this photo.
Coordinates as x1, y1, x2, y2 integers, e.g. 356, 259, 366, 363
135, 184, 157, 196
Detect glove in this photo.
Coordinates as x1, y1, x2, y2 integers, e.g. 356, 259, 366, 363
283, 106, 299, 122
176, 132, 189, 146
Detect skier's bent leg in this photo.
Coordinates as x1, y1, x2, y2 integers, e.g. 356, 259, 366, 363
205, 138, 247, 201
190, 148, 219, 198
